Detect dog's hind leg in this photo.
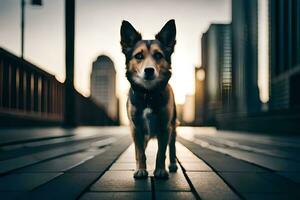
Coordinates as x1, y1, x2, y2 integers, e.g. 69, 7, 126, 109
154, 128, 169, 179
168, 128, 178, 172
133, 128, 148, 179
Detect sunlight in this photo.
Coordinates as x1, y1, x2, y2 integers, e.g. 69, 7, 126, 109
258, 0, 269, 103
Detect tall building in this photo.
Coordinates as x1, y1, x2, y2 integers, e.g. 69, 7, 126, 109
232, 0, 260, 114
269, 0, 300, 110
90, 55, 117, 120
201, 0, 300, 133
201, 24, 232, 122
216, 0, 300, 133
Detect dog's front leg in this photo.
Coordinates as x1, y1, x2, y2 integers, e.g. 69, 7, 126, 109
132, 127, 148, 179
168, 128, 178, 172
154, 127, 169, 179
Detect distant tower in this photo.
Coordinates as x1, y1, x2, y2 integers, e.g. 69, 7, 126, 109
90, 55, 117, 120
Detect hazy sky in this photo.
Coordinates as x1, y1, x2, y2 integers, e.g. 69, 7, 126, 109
0, 0, 231, 123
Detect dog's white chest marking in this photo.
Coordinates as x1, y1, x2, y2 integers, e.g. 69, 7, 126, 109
143, 108, 157, 135
143, 108, 152, 118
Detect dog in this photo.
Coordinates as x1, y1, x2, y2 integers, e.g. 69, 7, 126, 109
120, 20, 178, 179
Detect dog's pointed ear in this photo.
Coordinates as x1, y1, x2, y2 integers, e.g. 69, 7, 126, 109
155, 19, 176, 52
120, 20, 142, 55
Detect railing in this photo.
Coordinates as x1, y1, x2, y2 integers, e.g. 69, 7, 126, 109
0, 48, 64, 124
0, 47, 116, 126
75, 91, 115, 126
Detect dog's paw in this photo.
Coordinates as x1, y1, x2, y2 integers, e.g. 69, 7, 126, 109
154, 168, 169, 179
168, 163, 178, 172
134, 169, 148, 179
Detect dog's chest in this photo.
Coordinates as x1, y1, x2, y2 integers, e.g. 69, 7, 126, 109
143, 107, 158, 136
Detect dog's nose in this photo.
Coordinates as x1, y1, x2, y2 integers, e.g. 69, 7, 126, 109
144, 68, 155, 79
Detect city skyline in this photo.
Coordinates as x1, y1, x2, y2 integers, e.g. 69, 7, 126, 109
0, 1, 300, 196
0, 0, 231, 123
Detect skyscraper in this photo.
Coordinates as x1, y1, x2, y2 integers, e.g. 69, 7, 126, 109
232, 0, 260, 114
201, 24, 232, 123
90, 55, 117, 120
269, 0, 300, 110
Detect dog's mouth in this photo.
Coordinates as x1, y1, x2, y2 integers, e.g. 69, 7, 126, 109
127, 69, 171, 90
131, 68, 160, 88
132, 75, 160, 89
144, 74, 156, 81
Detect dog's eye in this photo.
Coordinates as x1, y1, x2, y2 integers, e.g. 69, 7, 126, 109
153, 52, 163, 60
134, 53, 144, 60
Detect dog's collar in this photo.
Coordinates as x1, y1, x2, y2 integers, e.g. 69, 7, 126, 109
130, 87, 166, 108
142, 91, 154, 108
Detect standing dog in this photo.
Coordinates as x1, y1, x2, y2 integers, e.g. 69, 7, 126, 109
120, 20, 178, 179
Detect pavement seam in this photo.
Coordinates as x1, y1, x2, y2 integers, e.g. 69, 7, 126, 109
150, 176, 156, 200
0, 134, 74, 147
193, 136, 300, 170
10, 148, 109, 193
176, 157, 202, 200
0, 138, 114, 176
0, 147, 92, 176
188, 137, 300, 185
178, 138, 246, 200
0, 135, 111, 160
75, 138, 132, 200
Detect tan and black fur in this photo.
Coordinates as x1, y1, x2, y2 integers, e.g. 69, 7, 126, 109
120, 20, 178, 179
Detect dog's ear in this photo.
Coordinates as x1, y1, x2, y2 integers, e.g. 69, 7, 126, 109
120, 20, 142, 55
155, 19, 176, 53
